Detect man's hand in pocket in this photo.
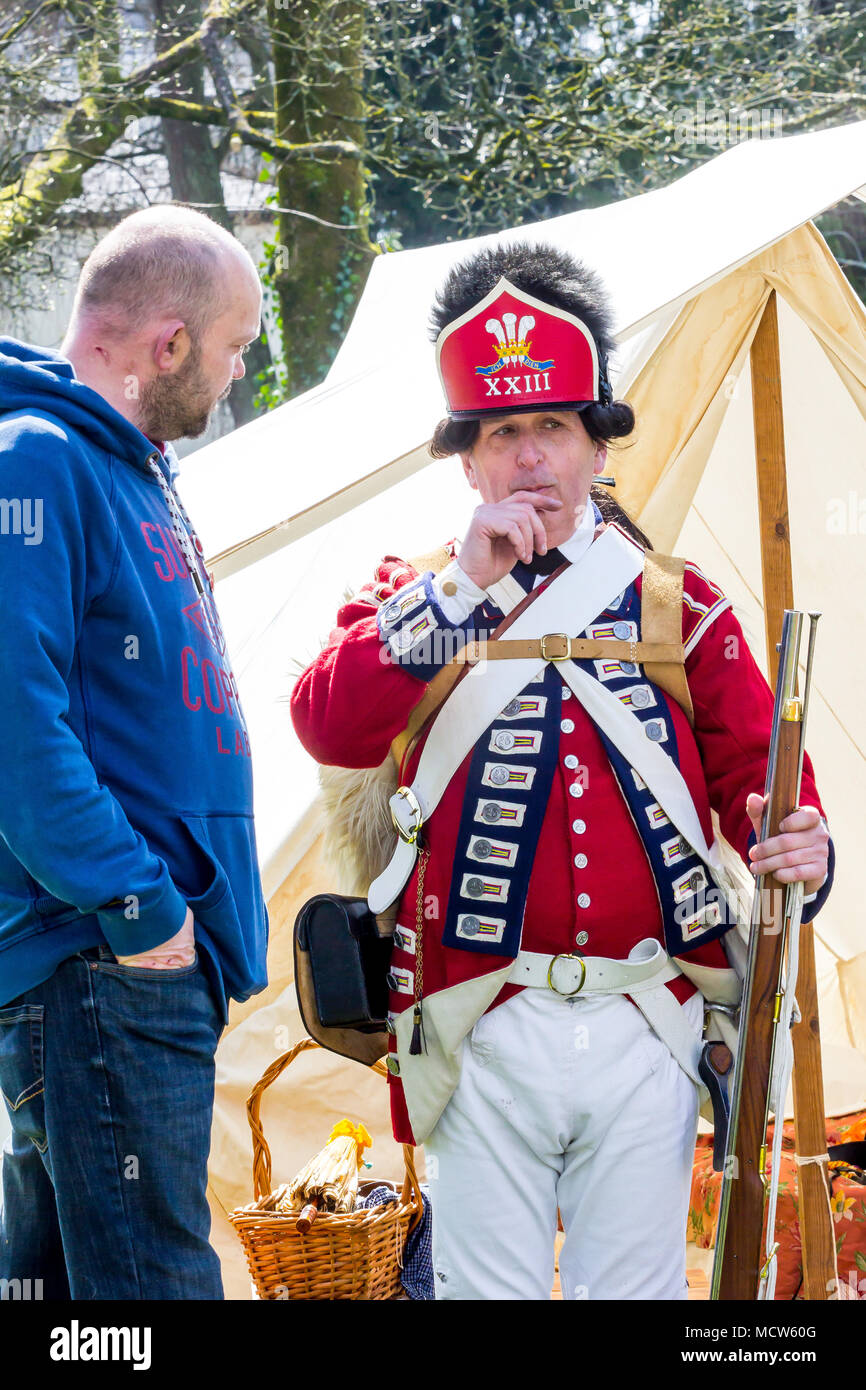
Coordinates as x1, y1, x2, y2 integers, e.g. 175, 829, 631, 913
115, 906, 196, 969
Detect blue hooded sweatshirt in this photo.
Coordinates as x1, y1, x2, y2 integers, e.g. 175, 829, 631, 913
0, 339, 268, 1020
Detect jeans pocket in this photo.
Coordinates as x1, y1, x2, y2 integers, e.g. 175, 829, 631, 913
0, 1004, 48, 1152
94, 949, 201, 982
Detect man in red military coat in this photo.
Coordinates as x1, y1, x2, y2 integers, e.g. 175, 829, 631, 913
291, 241, 832, 1299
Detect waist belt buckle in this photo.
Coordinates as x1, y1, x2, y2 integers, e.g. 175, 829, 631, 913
547, 952, 587, 997
541, 633, 570, 662
390, 786, 424, 845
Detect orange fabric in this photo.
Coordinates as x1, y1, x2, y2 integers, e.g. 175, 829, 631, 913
688, 1110, 866, 1299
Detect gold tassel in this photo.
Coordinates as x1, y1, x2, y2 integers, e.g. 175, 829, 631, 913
409, 1001, 426, 1056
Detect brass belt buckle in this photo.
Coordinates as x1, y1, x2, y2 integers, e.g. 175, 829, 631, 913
390, 786, 424, 845
547, 952, 587, 997
541, 632, 570, 662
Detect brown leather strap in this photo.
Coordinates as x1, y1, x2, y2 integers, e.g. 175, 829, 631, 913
391, 659, 464, 770
390, 546, 695, 769
641, 551, 694, 727
452, 637, 684, 664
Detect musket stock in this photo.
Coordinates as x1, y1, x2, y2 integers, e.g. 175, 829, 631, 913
711, 611, 820, 1300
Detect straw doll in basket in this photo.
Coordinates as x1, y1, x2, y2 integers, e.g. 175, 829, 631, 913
276, 1120, 372, 1231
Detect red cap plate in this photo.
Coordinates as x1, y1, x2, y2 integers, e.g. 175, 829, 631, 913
435, 276, 603, 418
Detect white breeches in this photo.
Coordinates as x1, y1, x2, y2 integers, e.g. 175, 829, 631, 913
423, 986, 703, 1300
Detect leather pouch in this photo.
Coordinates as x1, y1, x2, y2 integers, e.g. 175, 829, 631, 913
293, 894, 393, 1066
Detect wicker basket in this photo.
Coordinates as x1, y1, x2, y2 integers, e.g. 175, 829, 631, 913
229, 1038, 423, 1300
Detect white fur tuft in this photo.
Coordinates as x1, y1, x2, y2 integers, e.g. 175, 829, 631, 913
317, 758, 400, 894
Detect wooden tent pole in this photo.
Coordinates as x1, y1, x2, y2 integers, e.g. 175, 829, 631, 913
750, 289, 837, 1300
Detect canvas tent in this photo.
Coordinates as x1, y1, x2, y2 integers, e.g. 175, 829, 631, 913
119, 121, 866, 1291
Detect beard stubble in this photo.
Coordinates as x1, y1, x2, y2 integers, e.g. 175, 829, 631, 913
138, 338, 231, 442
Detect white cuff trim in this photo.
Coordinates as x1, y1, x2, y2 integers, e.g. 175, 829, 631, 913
433, 560, 486, 624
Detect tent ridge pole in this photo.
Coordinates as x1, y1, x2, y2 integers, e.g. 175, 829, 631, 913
750, 287, 838, 1302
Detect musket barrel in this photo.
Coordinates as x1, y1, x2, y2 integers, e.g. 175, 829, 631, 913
760, 611, 803, 839
711, 610, 810, 1300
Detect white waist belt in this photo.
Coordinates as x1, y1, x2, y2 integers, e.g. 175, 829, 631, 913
507, 937, 705, 1092
509, 938, 680, 995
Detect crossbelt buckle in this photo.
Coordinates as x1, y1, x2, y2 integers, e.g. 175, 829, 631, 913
540, 632, 570, 662
390, 786, 424, 845
547, 952, 587, 997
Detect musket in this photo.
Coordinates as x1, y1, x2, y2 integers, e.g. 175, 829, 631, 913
710, 609, 823, 1300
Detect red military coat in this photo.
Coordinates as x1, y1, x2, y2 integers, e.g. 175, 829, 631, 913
291, 540, 830, 1144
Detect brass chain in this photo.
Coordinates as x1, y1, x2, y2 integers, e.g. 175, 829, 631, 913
414, 844, 429, 1005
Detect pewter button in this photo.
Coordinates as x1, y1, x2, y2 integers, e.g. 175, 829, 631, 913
562, 687, 572, 699
614, 621, 632, 640
646, 721, 664, 741
564, 754, 579, 769
575, 930, 589, 947
466, 877, 485, 897
474, 840, 492, 859
561, 718, 575, 734
577, 893, 591, 909
482, 803, 502, 823
384, 603, 401, 623
494, 730, 515, 752
502, 699, 520, 717
574, 853, 588, 869
461, 915, 481, 936
572, 819, 586, 834
679, 838, 690, 856
569, 783, 584, 798
631, 688, 651, 709
489, 765, 509, 786
688, 871, 703, 891
620, 662, 637, 676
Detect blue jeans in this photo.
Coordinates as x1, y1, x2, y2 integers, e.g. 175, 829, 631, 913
0, 943, 225, 1299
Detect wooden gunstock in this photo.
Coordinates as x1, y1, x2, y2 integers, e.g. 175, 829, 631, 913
715, 711, 802, 1300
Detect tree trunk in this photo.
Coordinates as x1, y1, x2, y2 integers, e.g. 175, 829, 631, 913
267, 0, 374, 397
153, 0, 271, 426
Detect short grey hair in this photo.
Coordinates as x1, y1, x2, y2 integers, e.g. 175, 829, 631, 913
73, 205, 254, 341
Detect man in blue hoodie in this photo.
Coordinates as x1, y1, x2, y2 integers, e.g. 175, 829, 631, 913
0, 205, 268, 1299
